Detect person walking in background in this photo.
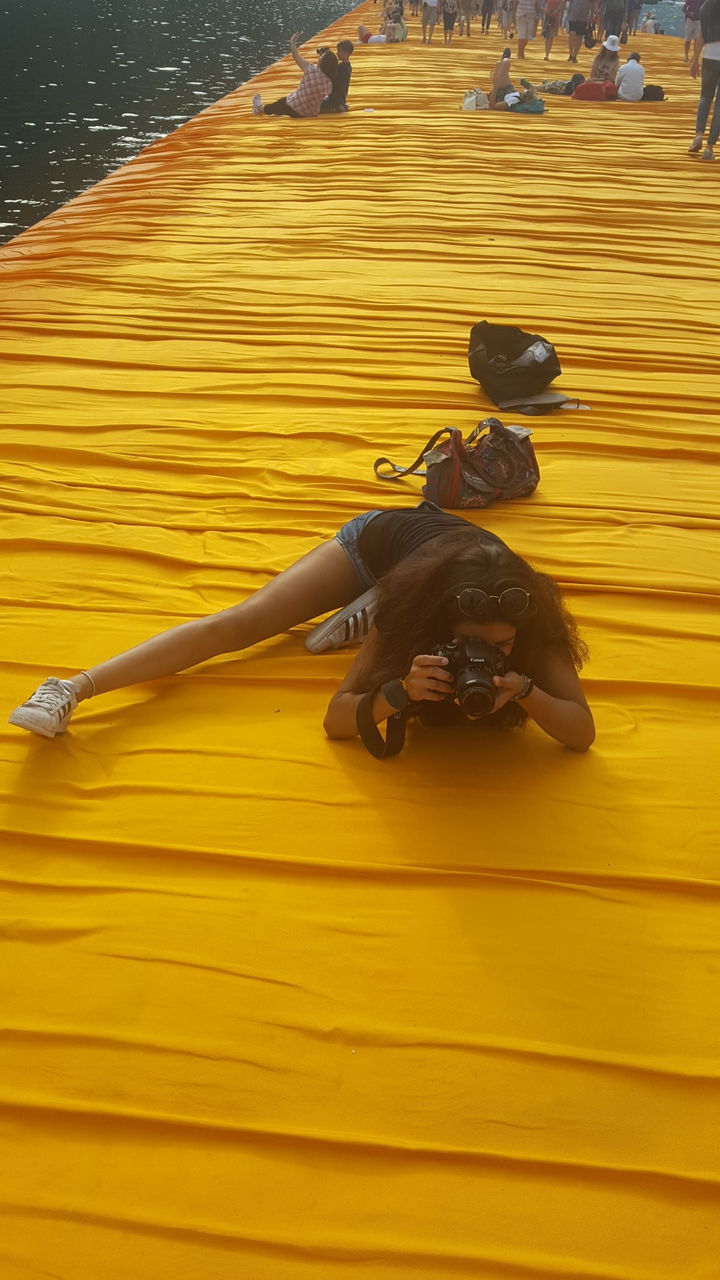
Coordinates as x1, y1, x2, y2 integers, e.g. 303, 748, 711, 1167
254, 35, 337, 117
516, 0, 542, 55
542, 0, 565, 57
320, 40, 353, 111
422, 0, 440, 42
689, 0, 720, 160
602, 0, 625, 37
684, 0, 703, 61
498, 0, 513, 36
458, 0, 475, 35
481, 0, 496, 34
627, 0, 643, 33
567, 0, 593, 62
443, 0, 460, 43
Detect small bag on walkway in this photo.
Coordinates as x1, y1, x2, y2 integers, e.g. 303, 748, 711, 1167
468, 321, 561, 406
374, 418, 540, 510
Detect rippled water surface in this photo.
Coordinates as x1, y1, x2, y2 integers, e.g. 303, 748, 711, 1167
1, 0, 353, 244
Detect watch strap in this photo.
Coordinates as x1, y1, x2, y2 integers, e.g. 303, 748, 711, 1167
513, 675, 535, 702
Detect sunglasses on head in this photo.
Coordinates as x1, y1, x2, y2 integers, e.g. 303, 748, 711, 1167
456, 585, 533, 622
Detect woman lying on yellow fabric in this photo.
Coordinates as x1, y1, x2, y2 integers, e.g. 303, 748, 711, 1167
9, 503, 595, 753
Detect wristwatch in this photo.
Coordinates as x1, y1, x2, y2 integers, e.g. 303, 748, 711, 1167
512, 675, 535, 702
380, 679, 410, 711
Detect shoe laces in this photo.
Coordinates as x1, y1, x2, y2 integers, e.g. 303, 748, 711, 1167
32, 682, 74, 713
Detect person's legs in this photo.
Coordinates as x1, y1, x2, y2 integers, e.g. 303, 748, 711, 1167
568, 29, 582, 61
694, 59, 720, 142
59, 541, 363, 704
706, 64, 720, 150
263, 97, 299, 117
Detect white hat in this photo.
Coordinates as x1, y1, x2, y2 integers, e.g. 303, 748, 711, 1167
603, 34, 621, 50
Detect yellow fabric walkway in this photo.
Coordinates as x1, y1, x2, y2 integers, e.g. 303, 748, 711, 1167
1, 10, 718, 1278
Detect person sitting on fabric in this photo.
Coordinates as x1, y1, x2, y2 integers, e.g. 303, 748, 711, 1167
616, 49, 645, 97
540, 72, 586, 93
358, 16, 404, 42
254, 34, 338, 117
8, 503, 595, 754
320, 40, 354, 112
590, 33, 621, 80
616, 50, 665, 99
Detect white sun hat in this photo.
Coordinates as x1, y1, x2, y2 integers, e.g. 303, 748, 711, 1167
603, 34, 622, 50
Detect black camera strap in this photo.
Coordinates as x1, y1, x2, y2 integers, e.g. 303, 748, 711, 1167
356, 689, 406, 760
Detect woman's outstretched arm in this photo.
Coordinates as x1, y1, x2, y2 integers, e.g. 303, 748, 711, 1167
492, 651, 595, 752
289, 32, 312, 71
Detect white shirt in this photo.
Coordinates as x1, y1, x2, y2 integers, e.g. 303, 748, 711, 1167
616, 59, 645, 101
703, 41, 720, 60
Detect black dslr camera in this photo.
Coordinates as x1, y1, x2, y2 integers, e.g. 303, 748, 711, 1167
316, 45, 331, 54
433, 637, 506, 718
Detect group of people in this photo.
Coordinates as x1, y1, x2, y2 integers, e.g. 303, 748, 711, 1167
480, 39, 659, 104
249, 0, 720, 163
253, 32, 354, 117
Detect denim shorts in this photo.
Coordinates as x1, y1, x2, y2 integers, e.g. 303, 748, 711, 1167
335, 500, 445, 593
334, 509, 383, 592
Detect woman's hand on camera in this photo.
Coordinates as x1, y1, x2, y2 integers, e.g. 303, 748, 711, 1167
405, 654, 453, 702
490, 671, 526, 713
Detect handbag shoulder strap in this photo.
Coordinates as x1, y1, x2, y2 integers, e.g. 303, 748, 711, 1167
374, 428, 458, 482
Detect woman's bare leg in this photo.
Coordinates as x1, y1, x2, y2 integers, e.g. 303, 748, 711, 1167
69, 540, 361, 702
489, 55, 512, 105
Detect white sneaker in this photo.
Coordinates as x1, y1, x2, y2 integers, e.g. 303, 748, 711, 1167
305, 587, 379, 653
8, 677, 78, 738
252, 93, 262, 115
700, 146, 716, 162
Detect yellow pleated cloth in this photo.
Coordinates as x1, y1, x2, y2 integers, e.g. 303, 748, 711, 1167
1, 10, 719, 1277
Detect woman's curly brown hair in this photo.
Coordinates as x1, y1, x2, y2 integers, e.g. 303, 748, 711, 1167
353, 529, 587, 729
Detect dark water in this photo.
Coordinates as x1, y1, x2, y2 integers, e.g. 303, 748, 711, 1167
0, 0, 353, 245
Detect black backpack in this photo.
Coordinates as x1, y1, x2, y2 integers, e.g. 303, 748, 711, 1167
468, 322, 562, 407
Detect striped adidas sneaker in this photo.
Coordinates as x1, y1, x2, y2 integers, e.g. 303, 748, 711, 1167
305, 587, 379, 654
8, 676, 78, 739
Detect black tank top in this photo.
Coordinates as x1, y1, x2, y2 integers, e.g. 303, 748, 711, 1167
357, 505, 507, 581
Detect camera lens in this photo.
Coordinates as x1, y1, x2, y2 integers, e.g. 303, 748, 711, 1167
455, 669, 496, 717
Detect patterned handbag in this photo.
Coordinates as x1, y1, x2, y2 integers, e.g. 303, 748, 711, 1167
373, 418, 540, 510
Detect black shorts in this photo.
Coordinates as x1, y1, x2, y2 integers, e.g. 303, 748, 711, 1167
569, 20, 587, 34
